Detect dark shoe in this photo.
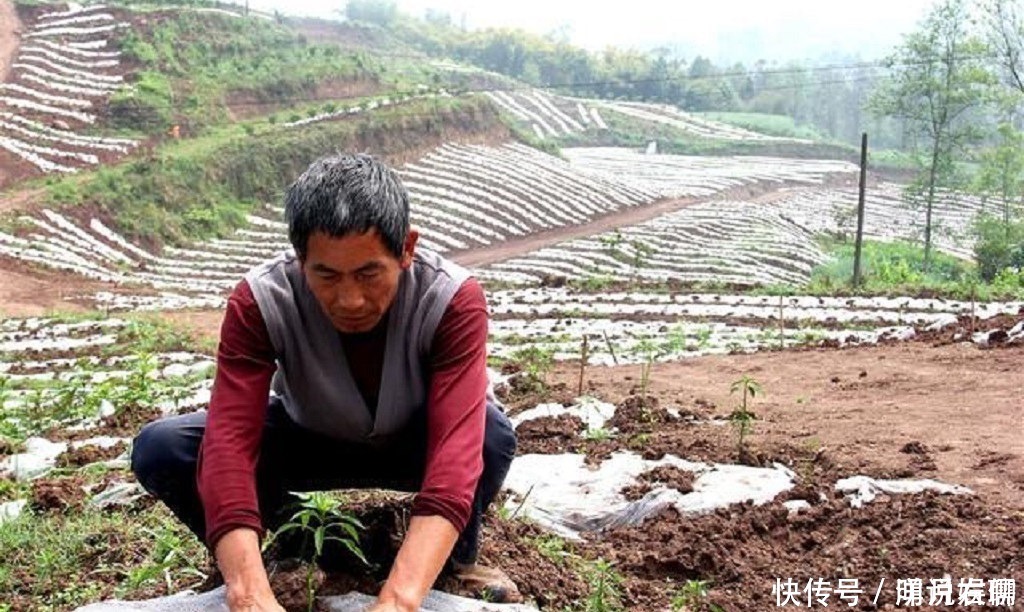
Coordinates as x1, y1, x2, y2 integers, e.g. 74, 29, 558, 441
452, 562, 524, 604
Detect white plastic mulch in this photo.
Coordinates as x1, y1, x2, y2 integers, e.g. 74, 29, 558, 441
72, 587, 538, 611
503, 452, 797, 539
835, 475, 973, 508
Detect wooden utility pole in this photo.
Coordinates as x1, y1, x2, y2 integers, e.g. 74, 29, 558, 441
577, 336, 589, 395
852, 132, 868, 288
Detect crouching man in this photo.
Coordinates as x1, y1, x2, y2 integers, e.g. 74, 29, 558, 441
131, 153, 521, 611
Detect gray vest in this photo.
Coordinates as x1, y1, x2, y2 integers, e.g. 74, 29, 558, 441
245, 249, 471, 444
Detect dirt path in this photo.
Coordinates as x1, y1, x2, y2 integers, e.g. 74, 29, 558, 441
550, 341, 1024, 512
450, 195, 698, 268
0, 0, 21, 83
0, 186, 45, 214
0, 266, 93, 317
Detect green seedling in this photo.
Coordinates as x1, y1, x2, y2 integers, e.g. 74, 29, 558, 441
583, 558, 624, 612
729, 375, 763, 460
263, 492, 368, 612
533, 533, 571, 566
696, 326, 713, 351
511, 345, 556, 392
635, 337, 658, 399
120, 526, 206, 594
671, 579, 723, 611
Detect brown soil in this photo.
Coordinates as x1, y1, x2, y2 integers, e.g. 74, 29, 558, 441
458, 514, 590, 609
267, 559, 325, 612
587, 494, 1023, 611
514, 414, 585, 454
29, 475, 88, 513
0, 185, 45, 214
487, 337, 1024, 610
158, 309, 225, 345
46, 405, 163, 442
0, 262, 107, 317
225, 76, 384, 122
55, 441, 128, 468
253, 476, 1022, 611
558, 340, 1024, 512
621, 464, 696, 501
0, 150, 39, 191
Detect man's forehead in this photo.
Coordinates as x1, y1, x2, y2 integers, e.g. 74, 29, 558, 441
305, 230, 393, 271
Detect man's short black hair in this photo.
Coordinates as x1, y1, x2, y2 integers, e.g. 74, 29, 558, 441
284, 153, 410, 259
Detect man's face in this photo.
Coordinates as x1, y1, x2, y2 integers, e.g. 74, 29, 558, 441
301, 229, 417, 334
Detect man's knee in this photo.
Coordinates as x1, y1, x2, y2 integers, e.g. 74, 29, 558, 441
483, 403, 516, 468
130, 416, 198, 489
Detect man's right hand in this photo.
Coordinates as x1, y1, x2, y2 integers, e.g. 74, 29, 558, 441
224, 589, 285, 612
215, 528, 285, 612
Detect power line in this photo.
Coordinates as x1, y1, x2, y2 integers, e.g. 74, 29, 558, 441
0, 72, 909, 136
4, 44, 1001, 118
0, 60, 898, 117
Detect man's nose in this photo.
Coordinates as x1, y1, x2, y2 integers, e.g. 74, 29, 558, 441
334, 285, 366, 311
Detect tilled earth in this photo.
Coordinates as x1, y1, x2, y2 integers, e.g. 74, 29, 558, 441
249, 338, 1024, 611
4, 338, 1021, 611
474, 337, 1024, 610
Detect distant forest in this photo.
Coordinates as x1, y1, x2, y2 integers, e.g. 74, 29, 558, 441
345, 0, 1024, 153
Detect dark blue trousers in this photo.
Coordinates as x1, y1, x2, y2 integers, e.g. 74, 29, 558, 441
130, 396, 516, 565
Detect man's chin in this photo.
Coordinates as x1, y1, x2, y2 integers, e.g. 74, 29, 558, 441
333, 316, 378, 333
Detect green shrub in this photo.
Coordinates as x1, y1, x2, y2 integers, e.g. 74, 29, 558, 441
107, 72, 173, 130
973, 214, 1024, 281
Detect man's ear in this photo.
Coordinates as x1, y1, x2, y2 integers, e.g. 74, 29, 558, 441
401, 229, 419, 268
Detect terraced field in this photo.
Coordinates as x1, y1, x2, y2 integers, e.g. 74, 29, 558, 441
0, 3, 138, 180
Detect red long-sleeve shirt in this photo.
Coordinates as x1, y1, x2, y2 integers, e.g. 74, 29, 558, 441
196, 277, 489, 548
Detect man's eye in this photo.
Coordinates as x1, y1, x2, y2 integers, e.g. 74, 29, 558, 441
358, 271, 379, 282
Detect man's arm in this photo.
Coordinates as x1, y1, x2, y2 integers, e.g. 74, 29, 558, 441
372, 516, 460, 610
374, 278, 490, 610
196, 280, 280, 609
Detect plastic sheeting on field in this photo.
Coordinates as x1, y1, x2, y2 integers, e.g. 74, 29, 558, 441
90, 481, 147, 509
72, 587, 539, 612
835, 475, 973, 508
0, 437, 67, 480
509, 397, 617, 431
0, 435, 128, 480
502, 451, 797, 538
0, 499, 26, 525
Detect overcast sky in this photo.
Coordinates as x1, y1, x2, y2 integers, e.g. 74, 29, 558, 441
244, 0, 939, 64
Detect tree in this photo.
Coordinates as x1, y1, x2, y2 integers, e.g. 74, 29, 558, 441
974, 121, 1024, 232
984, 0, 1024, 94
682, 56, 737, 111
344, 0, 398, 26
423, 8, 451, 28
868, 0, 998, 271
